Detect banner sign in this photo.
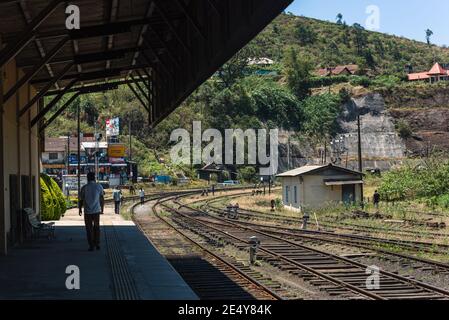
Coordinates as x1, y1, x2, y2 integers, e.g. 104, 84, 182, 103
62, 175, 87, 194
106, 118, 120, 136
108, 144, 126, 158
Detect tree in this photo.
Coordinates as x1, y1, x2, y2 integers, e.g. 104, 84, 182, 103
426, 29, 433, 46
283, 47, 313, 100
336, 13, 343, 25
301, 93, 341, 142
250, 79, 302, 130
217, 44, 259, 88
352, 23, 368, 55
295, 22, 317, 45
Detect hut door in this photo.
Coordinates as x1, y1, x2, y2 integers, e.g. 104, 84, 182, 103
342, 184, 355, 204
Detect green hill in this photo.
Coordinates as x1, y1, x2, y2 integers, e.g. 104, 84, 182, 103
252, 13, 449, 77
45, 13, 449, 177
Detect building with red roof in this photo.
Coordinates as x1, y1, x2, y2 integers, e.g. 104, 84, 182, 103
315, 64, 359, 77
408, 63, 449, 82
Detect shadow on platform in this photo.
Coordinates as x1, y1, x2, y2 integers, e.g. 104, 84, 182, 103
0, 224, 197, 300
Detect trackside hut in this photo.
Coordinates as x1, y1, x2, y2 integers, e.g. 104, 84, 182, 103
276, 164, 364, 212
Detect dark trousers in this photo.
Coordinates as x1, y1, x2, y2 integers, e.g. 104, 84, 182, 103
114, 201, 120, 214
140, 197, 144, 205
84, 213, 100, 248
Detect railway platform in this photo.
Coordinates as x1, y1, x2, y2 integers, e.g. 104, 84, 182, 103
0, 205, 198, 300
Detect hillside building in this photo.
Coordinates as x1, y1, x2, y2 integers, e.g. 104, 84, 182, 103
408, 63, 449, 82
276, 164, 364, 212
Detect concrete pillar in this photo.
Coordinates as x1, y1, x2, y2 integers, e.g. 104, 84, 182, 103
0, 35, 6, 255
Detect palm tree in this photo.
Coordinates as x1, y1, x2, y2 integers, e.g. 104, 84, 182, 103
426, 29, 433, 46
336, 13, 343, 25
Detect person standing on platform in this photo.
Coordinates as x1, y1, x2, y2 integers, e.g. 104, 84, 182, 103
79, 172, 104, 251
139, 188, 145, 205
113, 188, 121, 215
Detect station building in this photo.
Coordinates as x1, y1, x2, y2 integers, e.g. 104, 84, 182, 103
0, 0, 292, 256
276, 164, 364, 212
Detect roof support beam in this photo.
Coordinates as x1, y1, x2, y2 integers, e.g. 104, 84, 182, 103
39, 81, 120, 132
0, 0, 63, 68
19, 46, 145, 68
174, 0, 206, 41
142, 38, 176, 77
135, 69, 153, 105
126, 82, 150, 113
205, 0, 220, 16
4, 36, 68, 102
146, 27, 182, 69
31, 64, 148, 84
130, 73, 150, 101
39, 92, 80, 133
45, 78, 145, 96
153, 1, 192, 56
31, 78, 78, 127
19, 62, 73, 117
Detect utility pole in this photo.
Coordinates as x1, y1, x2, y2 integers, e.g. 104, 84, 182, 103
357, 114, 364, 208
129, 117, 133, 182
129, 118, 132, 162
287, 134, 290, 170
324, 140, 327, 164
66, 133, 70, 175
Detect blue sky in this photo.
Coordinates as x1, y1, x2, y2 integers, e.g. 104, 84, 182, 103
286, 0, 449, 46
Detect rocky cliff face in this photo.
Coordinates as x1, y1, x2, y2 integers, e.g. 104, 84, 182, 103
278, 93, 406, 173
389, 108, 449, 156
277, 89, 449, 173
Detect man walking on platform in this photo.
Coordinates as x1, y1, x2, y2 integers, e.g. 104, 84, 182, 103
113, 188, 121, 215
79, 172, 104, 251
139, 188, 145, 205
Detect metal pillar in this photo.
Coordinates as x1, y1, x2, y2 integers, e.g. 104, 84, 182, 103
0, 35, 6, 255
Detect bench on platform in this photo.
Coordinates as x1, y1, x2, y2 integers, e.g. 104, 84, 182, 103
23, 208, 55, 240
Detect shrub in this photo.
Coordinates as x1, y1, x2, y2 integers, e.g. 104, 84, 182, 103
40, 176, 55, 221
396, 119, 413, 139
237, 166, 257, 183
274, 198, 283, 210
349, 75, 371, 87
40, 173, 66, 221
379, 159, 449, 202
309, 75, 349, 88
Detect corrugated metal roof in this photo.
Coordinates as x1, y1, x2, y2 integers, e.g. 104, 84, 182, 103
276, 165, 325, 177
276, 164, 362, 177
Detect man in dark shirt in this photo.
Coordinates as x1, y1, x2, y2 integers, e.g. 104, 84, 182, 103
373, 190, 380, 210
79, 172, 104, 251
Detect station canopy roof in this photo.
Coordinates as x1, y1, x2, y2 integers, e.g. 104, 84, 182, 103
0, 0, 292, 129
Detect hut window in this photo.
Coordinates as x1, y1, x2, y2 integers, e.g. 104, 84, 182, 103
285, 186, 289, 203
294, 186, 298, 203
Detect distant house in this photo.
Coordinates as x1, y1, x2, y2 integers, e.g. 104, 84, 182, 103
276, 164, 363, 212
408, 63, 449, 83
197, 164, 237, 183
247, 57, 275, 67
316, 64, 359, 77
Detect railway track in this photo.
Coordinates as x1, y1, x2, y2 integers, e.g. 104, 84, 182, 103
130, 191, 287, 300
167, 198, 449, 300
202, 195, 449, 242
202, 201, 449, 255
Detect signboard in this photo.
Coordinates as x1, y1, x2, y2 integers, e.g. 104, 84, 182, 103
68, 155, 87, 164
62, 175, 87, 195
108, 144, 126, 158
106, 118, 120, 137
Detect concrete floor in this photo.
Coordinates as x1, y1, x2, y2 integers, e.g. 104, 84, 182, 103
0, 205, 197, 300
